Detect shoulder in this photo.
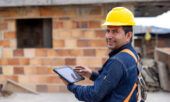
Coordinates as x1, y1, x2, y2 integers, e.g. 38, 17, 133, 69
110, 49, 138, 66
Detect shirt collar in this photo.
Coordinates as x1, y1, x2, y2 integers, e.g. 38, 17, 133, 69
108, 42, 132, 57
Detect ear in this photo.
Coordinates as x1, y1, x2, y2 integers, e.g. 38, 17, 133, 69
125, 32, 132, 42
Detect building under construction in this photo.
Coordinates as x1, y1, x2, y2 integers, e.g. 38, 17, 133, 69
0, 0, 170, 93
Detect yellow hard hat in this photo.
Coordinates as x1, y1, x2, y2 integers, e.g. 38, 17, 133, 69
103, 7, 136, 26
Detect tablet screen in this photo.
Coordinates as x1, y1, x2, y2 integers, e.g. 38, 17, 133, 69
53, 66, 85, 83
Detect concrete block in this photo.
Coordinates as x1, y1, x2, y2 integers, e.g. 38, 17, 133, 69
24, 49, 35, 58
157, 61, 170, 91
2, 79, 38, 94
2, 66, 13, 75
2, 48, 13, 58
65, 39, 77, 48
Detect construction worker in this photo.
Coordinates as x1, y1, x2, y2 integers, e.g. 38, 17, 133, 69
62, 7, 139, 102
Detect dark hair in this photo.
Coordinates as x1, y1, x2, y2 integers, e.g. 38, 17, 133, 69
122, 26, 133, 42
122, 26, 133, 34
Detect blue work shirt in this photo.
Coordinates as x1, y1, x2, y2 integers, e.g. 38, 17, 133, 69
67, 42, 138, 102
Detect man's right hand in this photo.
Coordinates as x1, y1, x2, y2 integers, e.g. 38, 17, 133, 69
74, 66, 92, 79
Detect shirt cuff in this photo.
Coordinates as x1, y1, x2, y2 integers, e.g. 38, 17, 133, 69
90, 71, 99, 81
67, 84, 77, 93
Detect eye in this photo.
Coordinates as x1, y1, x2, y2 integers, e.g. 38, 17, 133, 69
111, 30, 118, 34
106, 29, 110, 33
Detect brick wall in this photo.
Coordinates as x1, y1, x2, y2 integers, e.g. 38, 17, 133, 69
0, 5, 111, 92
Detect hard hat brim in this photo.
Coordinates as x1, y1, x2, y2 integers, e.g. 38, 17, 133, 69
102, 22, 136, 26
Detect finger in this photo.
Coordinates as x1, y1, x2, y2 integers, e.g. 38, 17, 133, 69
75, 66, 85, 69
74, 67, 83, 70
74, 67, 85, 72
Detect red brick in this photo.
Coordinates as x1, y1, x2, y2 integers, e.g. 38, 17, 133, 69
30, 58, 42, 65
55, 49, 67, 56
47, 76, 62, 83
0, 8, 17, 17
19, 58, 30, 65
58, 16, 71, 20
90, 40, 106, 47
7, 19, 16, 31
96, 48, 108, 57
36, 67, 49, 74
13, 49, 24, 57
74, 21, 88, 28
53, 40, 65, 48
83, 49, 96, 56
63, 20, 73, 29
24, 67, 37, 75
35, 49, 47, 57
40, 7, 65, 17
0, 59, 8, 65
95, 30, 105, 38
51, 58, 65, 66
4, 32, 16, 39
82, 30, 96, 38
0, 22, 7, 30
41, 59, 52, 65
55, 49, 83, 57
89, 21, 101, 28
77, 39, 90, 47
47, 50, 57, 57
89, 6, 102, 15
53, 21, 64, 29
65, 58, 76, 65
71, 30, 82, 38
77, 57, 102, 67
68, 49, 83, 57
0, 40, 10, 47
8, 58, 19, 65
14, 67, 24, 74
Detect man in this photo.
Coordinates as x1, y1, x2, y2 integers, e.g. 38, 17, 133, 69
62, 7, 139, 102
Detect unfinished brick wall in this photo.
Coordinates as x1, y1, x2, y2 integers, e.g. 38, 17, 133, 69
135, 37, 170, 58
156, 48, 170, 69
0, 6, 110, 92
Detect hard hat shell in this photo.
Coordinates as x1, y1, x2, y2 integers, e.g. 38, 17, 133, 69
103, 7, 136, 26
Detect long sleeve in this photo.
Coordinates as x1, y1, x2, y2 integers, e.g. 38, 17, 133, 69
67, 59, 125, 102
89, 71, 99, 81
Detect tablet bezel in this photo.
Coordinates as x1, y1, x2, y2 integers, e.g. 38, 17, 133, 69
53, 66, 85, 84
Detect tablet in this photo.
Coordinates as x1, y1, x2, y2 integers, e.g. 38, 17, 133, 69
53, 66, 85, 84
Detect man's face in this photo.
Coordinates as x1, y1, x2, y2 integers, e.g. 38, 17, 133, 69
105, 26, 131, 50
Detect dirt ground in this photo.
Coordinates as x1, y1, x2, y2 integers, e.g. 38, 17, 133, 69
0, 91, 170, 102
